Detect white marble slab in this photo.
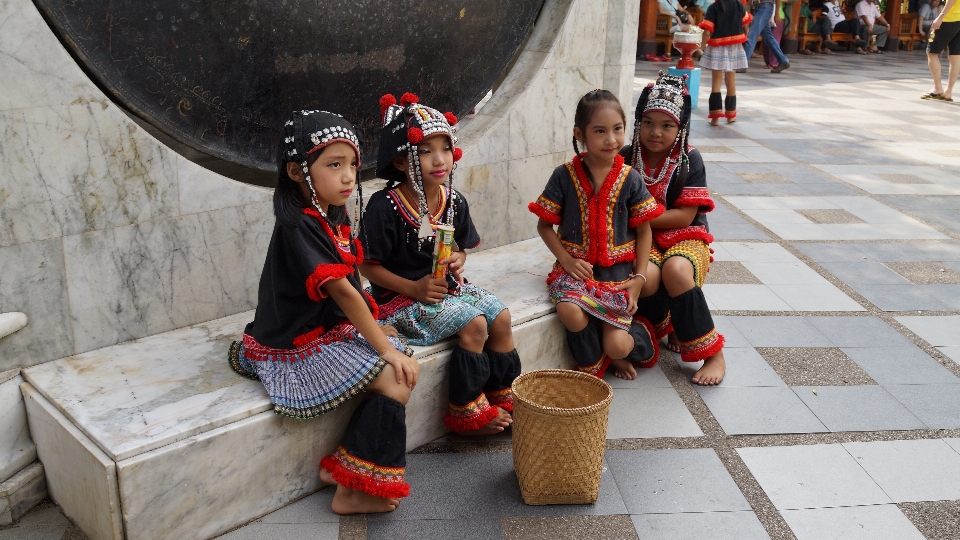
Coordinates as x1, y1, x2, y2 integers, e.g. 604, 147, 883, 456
0, 374, 35, 481
22, 383, 123, 540
0, 461, 46, 526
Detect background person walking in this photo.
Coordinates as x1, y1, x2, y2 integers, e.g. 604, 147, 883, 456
923, 0, 960, 101
743, 0, 791, 72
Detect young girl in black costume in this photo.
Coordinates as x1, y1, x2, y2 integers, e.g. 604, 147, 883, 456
698, 0, 753, 123
529, 90, 662, 380
228, 110, 419, 514
622, 73, 726, 385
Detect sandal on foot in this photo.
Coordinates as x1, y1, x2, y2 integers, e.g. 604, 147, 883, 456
822, 48, 835, 54
921, 92, 944, 100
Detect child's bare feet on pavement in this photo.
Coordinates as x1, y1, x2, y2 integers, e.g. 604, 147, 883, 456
331, 485, 400, 515
319, 468, 337, 487
459, 406, 513, 436
692, 352, 725, 385
709, 117, 720, 126
610, 357, 638, 380
663, 332, 681, 353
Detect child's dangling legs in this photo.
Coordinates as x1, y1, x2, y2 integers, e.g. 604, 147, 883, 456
658, 241, 725, 385
320, 362, 412, 514
557, 301, 657, 380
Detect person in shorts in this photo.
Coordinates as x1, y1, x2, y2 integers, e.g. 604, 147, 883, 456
923, 0, 960, 101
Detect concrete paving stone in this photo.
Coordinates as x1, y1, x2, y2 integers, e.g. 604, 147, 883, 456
841, 346, 960, 385
885, 262, 960, 285
606, 387, 702, 439
780, 505, 926, 540
719, 242, 802, 263
369, 453, 498, 521
501, 515, 639, 540
894, 316, 960, 346
736, 444, 891, 510
758, 348, 876, 386
817, 260, 909, 286
602, 364, 672, 389
884, 385, 960, 429
369, 519, 504, 540
739, 262, 825, 285
490, 453, 627, 517
870, 241, 960, 262
258, 490, 339, 523
924, 284, 960, 306
0, 504, 70, 540
630, 511, 770, 540
843, 440, 960, 503
704, 284, 793, 311
713, 316, 751, 348
946, 438, 960, 455
217, 522, 339, 540
761, 222, 840, 240
793, 386, 926, 432
767, 284, 866, 312
938, 346, 960, 365
853, 284, 952, 311
677, 347, 785, 387
793, 242, 867, 263
896, 500, 960, 540
704, 261, 762, 285
730, 317, 834, 348
696, 386, 827, 435
608, 449, 751, 514
711, 223, 772, 241
807, 316, 914, 348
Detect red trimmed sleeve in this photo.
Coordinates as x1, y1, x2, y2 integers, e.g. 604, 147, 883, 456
629, 196, 665, 228
742, 12, 753, 25
674, 187, 716, 213
305, 263, 354, 302
698, 19, 715, 32
528, 198, 562, 225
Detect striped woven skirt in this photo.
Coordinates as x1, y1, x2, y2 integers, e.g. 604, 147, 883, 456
700, 44, 748, 72
229, 324, 411, 419
547, 263, 633, 331
377, 283, 507, 346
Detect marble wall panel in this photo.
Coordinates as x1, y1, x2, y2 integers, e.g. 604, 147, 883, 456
604, 0, 643, 74
545, 0, 609, 69
455, 160, 511, 250
177, 156, 273, 215
0, 238, 73, 369
63, 202, 271, 354
524, 0, 578, 54
22, 383, 123, 540
507, 151, 569, 245
508, 70, 560, 160
0, 0, 103, 111
552, 64, 607, 155
0, 461, 46, 526
0, 374, 35, 480
0, 104, 180, 248
117, 408, 355, 540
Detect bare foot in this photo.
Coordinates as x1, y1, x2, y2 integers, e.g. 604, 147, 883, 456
709, 117, 719, 126
458, 406, 513, 436
726, 116, 737, 124
663, 333, 681, 353
319, 468, 337, 487
691, 353, 725, 386
609, 357, 637, 380
330, 485, 400, 515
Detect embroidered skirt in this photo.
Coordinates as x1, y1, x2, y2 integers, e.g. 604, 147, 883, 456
378, 283, 507, 346
547, 263, 632, 331
229, 324, 411, 419
700, 44, 748, 72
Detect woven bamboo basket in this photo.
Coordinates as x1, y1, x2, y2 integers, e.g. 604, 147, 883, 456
511, 369, 613, 505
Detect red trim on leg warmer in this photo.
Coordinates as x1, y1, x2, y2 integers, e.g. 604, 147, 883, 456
576, 353, 612, 379
679, 330, 725, 363
319, 447, 410, 499
444, 393, 500, 432
485, 388, 514, 412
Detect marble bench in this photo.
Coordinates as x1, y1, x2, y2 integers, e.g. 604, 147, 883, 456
21, 238, 572, 540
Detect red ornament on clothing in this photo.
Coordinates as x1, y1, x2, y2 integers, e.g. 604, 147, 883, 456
452, 147, 463, 162
443, 112, 458, 125
400, 92, 419, 106
407, 127, 424, 144
379, 94, 397, 120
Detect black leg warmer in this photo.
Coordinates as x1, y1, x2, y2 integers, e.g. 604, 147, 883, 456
483, 348, 521, 411
669, 287, 724, 363
708, 92, 723, 118
566, 320, 608, 377
626, 317, 659, 367
636, 286, 672, 339
444, 346, 498, 432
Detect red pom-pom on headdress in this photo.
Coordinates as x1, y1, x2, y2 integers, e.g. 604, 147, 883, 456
379, 94, 397, 121
453, 148, 463, 162
407, 127, 424, 144
400, 92, 419, 106
443, 112, 458, 126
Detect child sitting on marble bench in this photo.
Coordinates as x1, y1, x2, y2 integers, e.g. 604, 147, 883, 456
360, 93, 521, 436
529, 89, 661, 381
228, 110, 418, 514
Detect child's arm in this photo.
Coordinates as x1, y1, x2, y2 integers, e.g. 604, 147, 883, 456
360, 263, 448, 304
616, 222, 653, 315
324, 278, 419, 387
536, 218, 594, 281
650, 206, 699, 229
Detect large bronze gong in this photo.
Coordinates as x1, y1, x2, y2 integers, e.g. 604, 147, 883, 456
36, 0, 544, 180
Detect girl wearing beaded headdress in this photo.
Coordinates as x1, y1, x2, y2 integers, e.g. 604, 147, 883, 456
228, 110, 420, 514
621, 73, 727, 385
529, 90, 663, 381
361, 93, 521, 436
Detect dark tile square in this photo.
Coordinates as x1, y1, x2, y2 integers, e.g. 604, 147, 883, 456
491, 453, 628, 517
885, 384, 960, 429
730, 317, 834, 348
884, 262, 960, 285
842, 346, 960, 386
501, 515, 638, 540
792, 385, 927, 432
369, 454, 498, 521
368, 519, 504, 540
705, 261, 762, 285
806, 316, 914, 348
818, 260, 909, 286
607, 449, 751, 514
631, 511, 771, 540
796, 209, 865, 224
794, 243, 868, 263
757, 348, 876, 386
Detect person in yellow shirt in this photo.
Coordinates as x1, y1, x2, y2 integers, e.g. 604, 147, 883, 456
923, 0, 960, 101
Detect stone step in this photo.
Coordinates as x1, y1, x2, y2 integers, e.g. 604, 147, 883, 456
23, 239, 572, 540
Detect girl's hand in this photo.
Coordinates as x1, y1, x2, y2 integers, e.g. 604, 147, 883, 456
381, 348, 419, 388
379, 324, 399, 338
616, 278, 645, 315
413, 275, 448, 304
440, 251, 467, 283
561, 255, 594, 281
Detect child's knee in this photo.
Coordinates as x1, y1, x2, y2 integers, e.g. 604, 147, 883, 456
556, 302, 589, 331
603, 330, 634, 359
459, 315, 488, 345
490, 310, 512, 334
368, 364, 412, 405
